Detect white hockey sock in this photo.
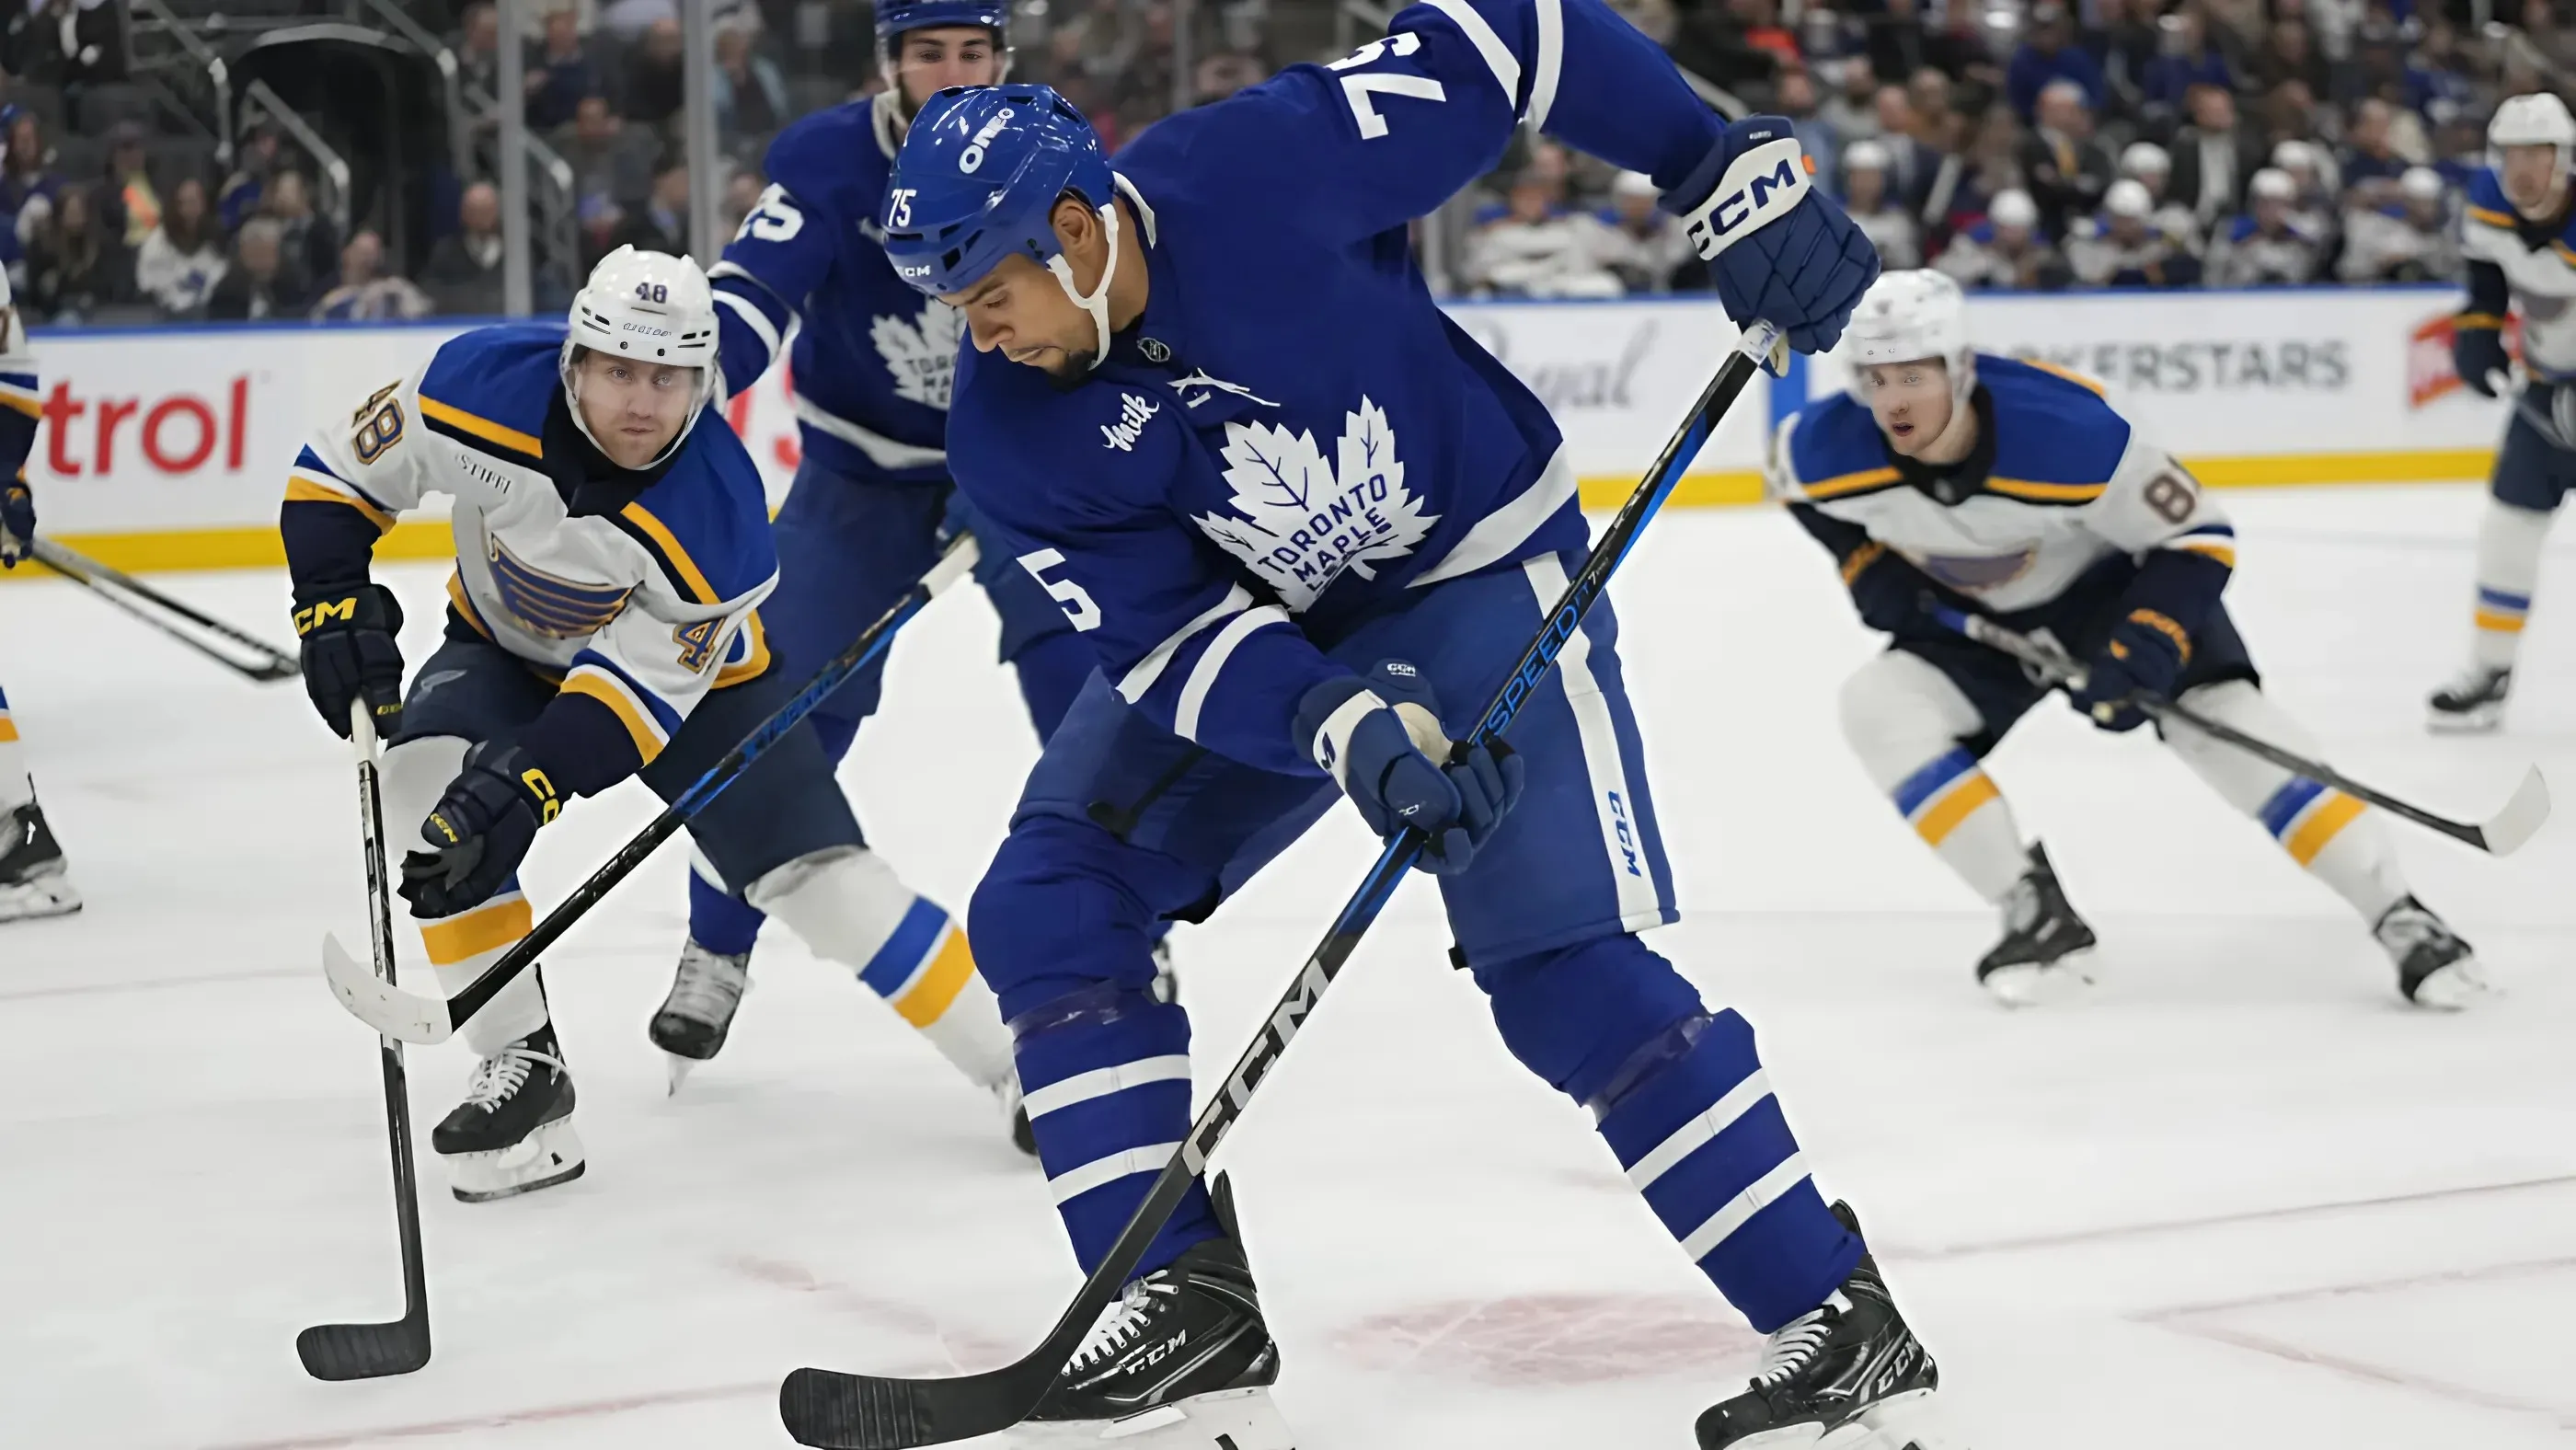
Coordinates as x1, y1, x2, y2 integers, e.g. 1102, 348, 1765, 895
1840, 650, 2029, 903
0, 684, 33, 813
381, 735, 552, 1058
2468, 501, 2550, 672
748, 846, 1016, 1088
2163, 682, 2407, 921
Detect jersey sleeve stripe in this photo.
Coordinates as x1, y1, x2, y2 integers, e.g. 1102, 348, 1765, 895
1116, 583, 1254, 702
285, 475, 396, 532
1423, 0, 1524, 106
1800, 466, 1903, 501
1413, 448, 1579, 587
1526, 0, 1566, 130
420, 395, 545, 465
0, 387, 39, 419
1174, 605, 1292, 742
1986, 477, 2107, 502
2466, 204, 2515, 228
447, 570, 496, 638
711, 282, 785, 364
615, 501, 725, 604
714, 609, 772, 685
569, 647, 685, 735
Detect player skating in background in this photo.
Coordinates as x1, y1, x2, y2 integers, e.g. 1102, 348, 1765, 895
880, 8, 1947, 1446
0, 274, 78, 926
1775, 270, 2486, 1009
280, 248, 1022, 1201
2430, 94, 2576, 731
661, 0, 1112, 1095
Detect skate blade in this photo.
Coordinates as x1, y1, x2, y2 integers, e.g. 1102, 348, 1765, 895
665, 1053, 697, 1096
1844, 1388, 1963, 1450
0, 872, 82, 924
2408, 957, 2495, 1011
1006, 1387, 1294, 1449
1981, 949, 2099, 1007
443, 1118, 587, 1203
2425, 703, 2504, 734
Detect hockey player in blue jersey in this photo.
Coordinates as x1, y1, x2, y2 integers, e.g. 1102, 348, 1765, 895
880, 5, 1930, 1444
0, 276, 79, 926
281, 248, 1024, 1201
1775, 270, 2486, 1010
2428, 94, 2576, 731
657, 0, 1106, 1095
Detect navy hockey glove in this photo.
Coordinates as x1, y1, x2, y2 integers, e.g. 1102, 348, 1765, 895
293, 582, 407, 740
0, 475, 30, 568
1666, 117, 1881, 355
2070, 608, 2191, 733
399, 742, 560, 918
2452, 314, 2510, 398
1294, 660, 1524, 877
1840, 543, 1941, 634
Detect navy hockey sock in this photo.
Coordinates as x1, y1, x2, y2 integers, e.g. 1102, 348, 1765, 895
687, 863, 765, 957
1010, 984, 1219, 1274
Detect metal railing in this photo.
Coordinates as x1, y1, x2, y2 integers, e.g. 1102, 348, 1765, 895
242, 78, 351, 235
129, 0, 235, 165
352, 0, 471, 180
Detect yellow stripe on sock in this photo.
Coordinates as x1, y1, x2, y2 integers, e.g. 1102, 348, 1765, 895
2475, 607, 2527, 634
2285, 792, 2366, 867
1915, 772, 2000, 846
891, 926, 977, 1028
0, 712, 16, 743
420, 894, 534, 965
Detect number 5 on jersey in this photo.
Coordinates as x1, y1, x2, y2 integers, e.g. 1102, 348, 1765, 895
1018, 548, 1102, 631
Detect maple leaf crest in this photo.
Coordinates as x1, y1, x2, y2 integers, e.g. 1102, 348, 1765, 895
1191, 395, 1439, 613
872, 301, 966, 410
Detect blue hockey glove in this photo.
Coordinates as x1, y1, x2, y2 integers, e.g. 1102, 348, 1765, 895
1665, 117, 1881, 354
2452, 315, 2509, 398
2069, 608, 2191, 733
293, 582, 407, 741
1840, 543, 1944, 634
399, 742, 561, 918
1294, 661, 1524, 876
0, 476, 31, 568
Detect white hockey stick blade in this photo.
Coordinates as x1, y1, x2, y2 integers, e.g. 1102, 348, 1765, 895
2478, 765, 2550, 856
324, 932, 455, 1045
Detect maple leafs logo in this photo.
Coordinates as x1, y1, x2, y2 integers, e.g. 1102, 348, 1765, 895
872, 300, 966, 410
1191, 396, 1438, 613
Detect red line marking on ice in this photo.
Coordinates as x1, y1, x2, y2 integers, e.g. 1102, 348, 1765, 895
196, 1379, 774, 1450
1898, 1173, 2576, 1261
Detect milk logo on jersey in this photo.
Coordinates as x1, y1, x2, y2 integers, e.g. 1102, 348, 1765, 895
870, 300, 967, 410
1193, 397, 1438, 612
1101, 392, 1160, 451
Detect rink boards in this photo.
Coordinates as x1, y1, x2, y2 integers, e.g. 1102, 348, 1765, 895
1, 286, 2516, 575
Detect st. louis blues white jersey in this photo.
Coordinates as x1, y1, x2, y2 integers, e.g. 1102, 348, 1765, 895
2461, 167, 2576, 381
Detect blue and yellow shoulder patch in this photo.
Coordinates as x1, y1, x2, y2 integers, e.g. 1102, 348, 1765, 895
419, 323, 562, 470
1978, 355, 2131, 505
2465, 167, 2516, 231
612, 421, 778, 606
1785, 395, 1903, 503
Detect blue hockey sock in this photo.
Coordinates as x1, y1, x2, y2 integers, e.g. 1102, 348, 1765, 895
687, 863, 765, 957
1011, 984, 1217, 1275
1593, 1008, 1861, 1332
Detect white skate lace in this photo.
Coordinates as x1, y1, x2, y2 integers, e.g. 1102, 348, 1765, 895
664, 947, 749, 1026
461, 1046, 562, 1112
1068, 1276, 1180, 1375
1752, 1305, 1837, 1387
2375, 904, 2451, 955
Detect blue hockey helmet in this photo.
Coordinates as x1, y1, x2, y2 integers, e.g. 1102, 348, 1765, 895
876, 0, 1010, 52
885, 85, 1126, 362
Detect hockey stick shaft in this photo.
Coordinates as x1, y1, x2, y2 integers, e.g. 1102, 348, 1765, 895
28, 535, 301, 682
777, 320, 1788, 1450
328, 535, 981, 1044
295, 704, 431, 1379
1930, 606, 2548, 854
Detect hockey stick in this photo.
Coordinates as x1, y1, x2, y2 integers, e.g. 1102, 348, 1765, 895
776, 319, 1790, 1450
1930, 605, 2551, 856
297, 701, 433, 1380
323, 535, 982, 1045
27, 535, 301, 683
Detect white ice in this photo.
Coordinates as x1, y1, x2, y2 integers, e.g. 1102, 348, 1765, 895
2, 483, 2572, 1450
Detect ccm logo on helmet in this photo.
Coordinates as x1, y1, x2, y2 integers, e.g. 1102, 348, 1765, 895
958, 107, 1018, 173
1681, 136, 1813, 260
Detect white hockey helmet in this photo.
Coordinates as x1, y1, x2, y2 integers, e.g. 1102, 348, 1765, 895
1989, 188, 2039, 231
560, 245, 722, 467
2119, 141, 2171, 178
2249, 167, 2297, 202
2105, 178, 2154, 219
1842, 269, 1972, 404
2488, 92, 2576, 212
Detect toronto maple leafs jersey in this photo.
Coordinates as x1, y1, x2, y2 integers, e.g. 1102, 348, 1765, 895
947, 0, 1732, 777
711, 96, 959, 485
2461, 167, 2576, 381
1768, 356, 2235, 616
280, 324, 777, 798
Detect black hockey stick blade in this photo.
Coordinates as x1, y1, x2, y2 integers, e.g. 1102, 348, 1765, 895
776, 321, 1788, 1450
29, 535, 302, 683
297, 1312, 431, 1380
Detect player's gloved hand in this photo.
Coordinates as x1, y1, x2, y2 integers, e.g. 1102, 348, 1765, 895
1294, 660, 1525, 876
1666, 117, 1881, 354
0, 475, 32, 568
2070, 607, 2191, 733
1839, 543, 1945, 634
398, 742, 561, 918
2452, 316, 2510, 398
293, 583, 407, 740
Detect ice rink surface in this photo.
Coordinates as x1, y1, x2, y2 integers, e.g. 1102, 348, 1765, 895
3, 483, 2572, 1449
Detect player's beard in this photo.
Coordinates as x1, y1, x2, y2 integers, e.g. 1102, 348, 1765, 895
1044, 351, 1100, 390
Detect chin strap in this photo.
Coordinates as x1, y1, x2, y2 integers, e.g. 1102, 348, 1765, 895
1044, 201, 1122, 370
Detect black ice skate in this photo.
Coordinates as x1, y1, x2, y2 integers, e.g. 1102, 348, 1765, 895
1027, 1176, 1294, 1449
1696, 1204, 1944, 1450
2426, 665, 2511, 734
2374, 896, 2490, 1010
1975, 842, 2098, 1007
0, 799, 80, 925
430, 1025, 585, 1203
651, 938, 750, 1094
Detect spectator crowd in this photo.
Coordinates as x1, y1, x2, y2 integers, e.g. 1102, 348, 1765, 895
0, 0, 2560, 322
